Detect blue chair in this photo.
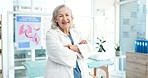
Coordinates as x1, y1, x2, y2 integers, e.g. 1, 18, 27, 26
22, 60, 46, 78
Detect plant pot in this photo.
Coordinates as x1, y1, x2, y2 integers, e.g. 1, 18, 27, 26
116, 51, 122, 56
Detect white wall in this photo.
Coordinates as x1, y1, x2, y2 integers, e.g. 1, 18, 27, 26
95, 0, 115, 9
0, 0, 13, 78
94, 0, 116, 53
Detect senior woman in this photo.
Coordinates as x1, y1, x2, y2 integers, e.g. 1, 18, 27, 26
45, 4, 93, 78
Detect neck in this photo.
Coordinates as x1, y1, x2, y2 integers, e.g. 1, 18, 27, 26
60, 28, 70, 35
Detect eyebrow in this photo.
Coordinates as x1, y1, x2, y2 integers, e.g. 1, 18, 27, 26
58, 13, 70, 16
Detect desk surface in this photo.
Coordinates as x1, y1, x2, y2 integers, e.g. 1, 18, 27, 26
87, 59, 114, 68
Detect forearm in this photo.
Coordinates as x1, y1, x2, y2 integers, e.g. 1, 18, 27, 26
67, 45, 81, 54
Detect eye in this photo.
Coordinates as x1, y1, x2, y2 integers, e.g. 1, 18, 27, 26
58, 15, 62, 17
58, 14, 63, 17
66, 13, 70, 16
66, 14, 69, 16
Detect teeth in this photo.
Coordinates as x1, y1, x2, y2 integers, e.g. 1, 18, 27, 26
62, 22, 65, 24
62, 22, 67, 24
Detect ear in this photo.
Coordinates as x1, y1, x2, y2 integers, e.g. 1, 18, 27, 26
54, 18, 58, 22
71, 16, 74, 20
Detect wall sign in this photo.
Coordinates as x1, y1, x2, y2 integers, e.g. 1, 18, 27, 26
15, 15, 41, 50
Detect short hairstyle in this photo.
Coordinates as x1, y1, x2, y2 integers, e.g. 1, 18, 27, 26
51, 4, 75, 29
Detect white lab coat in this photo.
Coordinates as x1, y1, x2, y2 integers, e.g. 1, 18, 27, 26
45, 28, 93, 78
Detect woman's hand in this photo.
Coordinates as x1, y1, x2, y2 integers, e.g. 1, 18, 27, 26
69, 45, 80, 52
65, 44, 80, 53
64, 40, 88, 53
79, 40, 88, 44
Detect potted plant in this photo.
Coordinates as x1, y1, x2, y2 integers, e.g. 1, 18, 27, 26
114, 42, 121, 56
96, 37, 106, 52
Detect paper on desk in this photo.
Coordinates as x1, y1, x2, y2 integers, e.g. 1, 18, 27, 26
88, 52, 114, 61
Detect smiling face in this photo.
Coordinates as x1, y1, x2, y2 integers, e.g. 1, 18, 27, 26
55, 7, 73, 31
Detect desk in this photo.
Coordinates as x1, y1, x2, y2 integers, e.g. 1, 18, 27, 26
87, 59, 114, 78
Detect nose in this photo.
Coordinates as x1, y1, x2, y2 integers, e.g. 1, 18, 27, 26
63, 15, 67, 20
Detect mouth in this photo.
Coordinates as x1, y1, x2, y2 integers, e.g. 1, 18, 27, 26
62, 21, 70, 25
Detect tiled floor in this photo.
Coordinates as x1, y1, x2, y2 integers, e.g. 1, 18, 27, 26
94, 69, 126, 78
0, 70, 125, 78
0, 74, 2, 78
0, 70, 2, 78
109, 72, 126, 78
110, 75, 125, 78
109, 70, 126, 78
0, 73, 125, 78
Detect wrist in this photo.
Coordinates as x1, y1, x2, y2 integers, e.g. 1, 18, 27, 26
68, 45, 71, 49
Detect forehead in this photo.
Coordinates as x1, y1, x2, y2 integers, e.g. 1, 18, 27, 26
58, 7, 71, 14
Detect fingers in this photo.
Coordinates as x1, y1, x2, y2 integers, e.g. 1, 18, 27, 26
79, 40, 88, 44
64, 44, 69, 47
64, 44, 71, 48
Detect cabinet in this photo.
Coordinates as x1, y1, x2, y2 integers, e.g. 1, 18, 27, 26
126, 52, 148, 78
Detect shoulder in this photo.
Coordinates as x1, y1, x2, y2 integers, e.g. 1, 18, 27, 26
70, 28, 83, 40
46, 28, 59, 38
46, 28, 59, 35
70, 28, 81, 34
46, 29, 61, 41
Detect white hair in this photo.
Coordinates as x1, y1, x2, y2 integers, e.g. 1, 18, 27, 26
50, 4, 75, 29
